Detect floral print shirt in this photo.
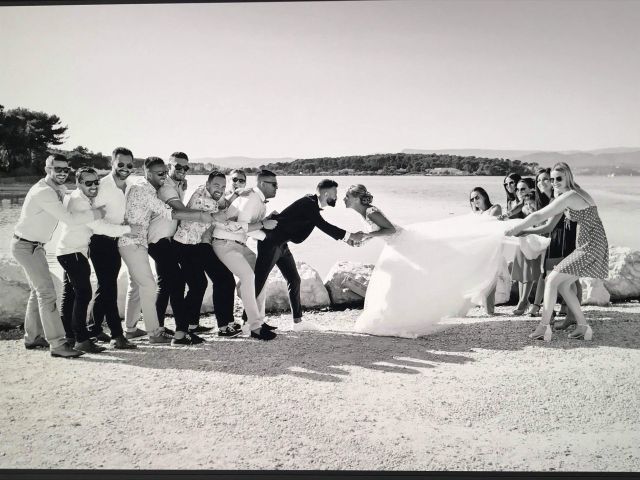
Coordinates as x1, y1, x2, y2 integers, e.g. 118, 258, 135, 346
118, 179, 172, 248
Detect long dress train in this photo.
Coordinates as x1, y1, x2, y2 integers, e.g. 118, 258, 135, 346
353, 212, 549, 338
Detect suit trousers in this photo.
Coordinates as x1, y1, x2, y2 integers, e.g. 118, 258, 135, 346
10, 238, 66, 349
254, 239, 302, 320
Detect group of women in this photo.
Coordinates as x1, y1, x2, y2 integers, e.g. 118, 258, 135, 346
346, 162, 609, 342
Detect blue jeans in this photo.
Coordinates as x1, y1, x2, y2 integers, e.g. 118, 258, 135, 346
10, 237, 66, 349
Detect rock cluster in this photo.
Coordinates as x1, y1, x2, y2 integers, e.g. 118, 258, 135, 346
2, 245, 639, 330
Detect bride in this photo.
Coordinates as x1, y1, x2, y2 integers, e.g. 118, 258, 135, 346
343, 184, 550, 338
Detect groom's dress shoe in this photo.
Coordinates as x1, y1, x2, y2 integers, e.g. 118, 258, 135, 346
261, 322, 277, 331
250, 327, 277, 341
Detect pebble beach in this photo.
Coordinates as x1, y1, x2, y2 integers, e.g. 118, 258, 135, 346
1, 303, 639, 471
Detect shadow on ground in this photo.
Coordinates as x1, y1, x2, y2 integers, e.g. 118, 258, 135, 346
67, 305, 640, 382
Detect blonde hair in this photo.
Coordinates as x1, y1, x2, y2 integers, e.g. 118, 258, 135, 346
551, 162, 581, 191
347, 184, 373, 205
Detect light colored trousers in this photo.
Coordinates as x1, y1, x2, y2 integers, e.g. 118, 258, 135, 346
10, 238, 66, 349
212, 239, 266, 331
118, 244, 161, 336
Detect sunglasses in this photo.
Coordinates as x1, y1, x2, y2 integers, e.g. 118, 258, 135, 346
53, 167, 71, 173
173, 164, 190, 172
470, 195, 481, 202
552, 176, 564, 183
504, 181, 515, 186
117, 162, 134, 169
150, 170, 168, 177
82, 180, 99, 187
232, 177, 246, 183
516, 187, 528, 192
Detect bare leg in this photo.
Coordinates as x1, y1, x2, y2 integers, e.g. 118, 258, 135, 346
557, 277, 587, 326
539, 271, 565, 326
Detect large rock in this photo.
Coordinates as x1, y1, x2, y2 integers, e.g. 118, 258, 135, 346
604, 247, 640, 301
324, 261, 374, 307
262, 261, 330, 312
580, 278, 610, 306
0, 256, 32, 329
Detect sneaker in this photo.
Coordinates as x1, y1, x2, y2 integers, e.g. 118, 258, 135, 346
162, 327, 175, 336
92, 332, 111, 343
24, 336, 50, 350
125, 328, 147, 339
171, 332, 205, 346
250, 327, 277, 341
50, 343, 85, 358
217, 326, 242, 338
75, 339, 107, 353
149, 331, 173, 344
189, 325, 213, 334
111, 336, 138, 349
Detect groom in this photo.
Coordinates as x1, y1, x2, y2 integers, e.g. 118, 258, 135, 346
253, 179, 364, 331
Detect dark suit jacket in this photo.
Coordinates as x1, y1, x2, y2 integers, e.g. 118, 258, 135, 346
266, 194, 346, 244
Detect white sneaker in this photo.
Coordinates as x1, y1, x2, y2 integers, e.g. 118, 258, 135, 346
292, 320, 320, 332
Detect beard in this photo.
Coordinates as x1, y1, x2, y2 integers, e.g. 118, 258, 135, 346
115, 169, 131, 180
326, 198, 337, 207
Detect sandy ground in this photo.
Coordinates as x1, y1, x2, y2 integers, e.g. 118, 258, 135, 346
1, 303, 639, 471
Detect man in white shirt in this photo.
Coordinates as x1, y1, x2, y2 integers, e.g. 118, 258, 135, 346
11, 154, 106, 358
56, 167, 138, 353
87, 147, 137, 348
212, 169, 279, 340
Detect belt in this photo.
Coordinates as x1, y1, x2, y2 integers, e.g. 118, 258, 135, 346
13, 234, 45, 246
213, 237, 246, 246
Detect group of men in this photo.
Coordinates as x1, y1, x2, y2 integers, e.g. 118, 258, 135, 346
11, 148, 366, 357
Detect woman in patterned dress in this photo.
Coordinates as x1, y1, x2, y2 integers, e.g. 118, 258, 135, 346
505, 162, 609, 342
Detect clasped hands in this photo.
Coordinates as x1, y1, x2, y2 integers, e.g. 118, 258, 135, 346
347, 231, 368, 247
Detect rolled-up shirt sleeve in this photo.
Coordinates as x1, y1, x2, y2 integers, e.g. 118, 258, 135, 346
38, 189, 96, 226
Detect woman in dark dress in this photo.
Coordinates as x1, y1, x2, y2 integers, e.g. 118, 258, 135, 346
500, 172, 523, 219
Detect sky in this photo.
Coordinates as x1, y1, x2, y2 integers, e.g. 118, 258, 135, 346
1, 0, 639, 159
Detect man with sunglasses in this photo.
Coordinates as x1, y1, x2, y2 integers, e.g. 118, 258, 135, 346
210, 169, 279, 340
87, 147, 139, 348
56, 167, 139, 352
145, 152, 200, 336
119, 157, 218, 346
11, 154, 107, 358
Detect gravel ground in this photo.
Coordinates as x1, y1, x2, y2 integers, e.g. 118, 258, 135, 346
1, 303, 639, 471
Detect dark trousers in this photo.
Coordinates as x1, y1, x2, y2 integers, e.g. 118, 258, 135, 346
176, 242, 236, 328
57, 252, 93, 343
148, 237, 189, 333
87, 235, 124, 339
255, 239, 302, 320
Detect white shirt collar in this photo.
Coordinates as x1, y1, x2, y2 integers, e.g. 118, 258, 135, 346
253, 187, 267, 203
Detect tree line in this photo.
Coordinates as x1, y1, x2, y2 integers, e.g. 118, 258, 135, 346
1, 105, 539, 178
258, 153, 539, 176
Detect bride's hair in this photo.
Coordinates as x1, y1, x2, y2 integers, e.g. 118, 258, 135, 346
347, 184, 373, 205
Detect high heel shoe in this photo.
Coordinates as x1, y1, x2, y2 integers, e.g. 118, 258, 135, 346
528, 304, 541, 317
568, 325, 593, 341
529, 323, 552, 342
513, 301, 530, 316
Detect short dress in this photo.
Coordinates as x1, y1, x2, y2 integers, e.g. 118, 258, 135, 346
554, 203, 609, 279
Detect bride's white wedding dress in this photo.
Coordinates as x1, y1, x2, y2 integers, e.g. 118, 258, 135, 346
353, 207, 549, 338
